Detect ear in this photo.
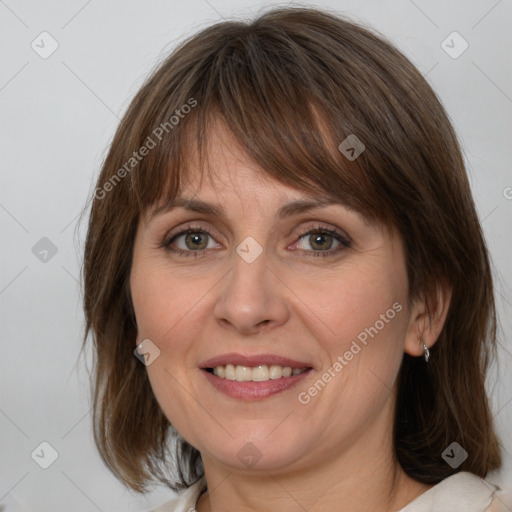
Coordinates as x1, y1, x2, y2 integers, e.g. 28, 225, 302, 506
404, 280, 452, 357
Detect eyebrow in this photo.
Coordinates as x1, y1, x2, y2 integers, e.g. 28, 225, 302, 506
148, 196, 347, 222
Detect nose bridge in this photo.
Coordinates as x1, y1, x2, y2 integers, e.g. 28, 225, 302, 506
232, 237, 268, 292
214, 237, 289, 333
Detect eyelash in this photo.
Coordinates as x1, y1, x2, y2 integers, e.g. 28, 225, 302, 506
160, 223, 351, 258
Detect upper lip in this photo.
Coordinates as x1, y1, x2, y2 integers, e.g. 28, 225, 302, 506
200, 353, 313, 370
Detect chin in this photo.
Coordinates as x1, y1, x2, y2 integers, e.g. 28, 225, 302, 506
197, 428, 312, 472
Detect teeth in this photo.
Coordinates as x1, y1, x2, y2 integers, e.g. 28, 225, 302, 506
210, 364, 308, 382
213, 366, 225, 378
225, 364, 236, 380
269, 365, 283, 379
235, 365, 252, 381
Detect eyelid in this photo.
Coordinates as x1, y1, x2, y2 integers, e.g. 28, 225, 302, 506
163, 221, 349, 243
165, 222, 217, 241
295, 223, 351, 243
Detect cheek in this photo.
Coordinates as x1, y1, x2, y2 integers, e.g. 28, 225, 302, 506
130, 263, 214, 437
291, 260, 408, 412
285, 259, 407, 351
130, 260, 211, 347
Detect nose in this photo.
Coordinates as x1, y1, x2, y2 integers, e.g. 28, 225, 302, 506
213, 247, 290, 335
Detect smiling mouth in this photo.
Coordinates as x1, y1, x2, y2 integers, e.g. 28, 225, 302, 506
204, 364, 312, 382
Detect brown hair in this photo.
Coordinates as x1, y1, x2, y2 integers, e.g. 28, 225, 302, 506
80, 6, 501, 492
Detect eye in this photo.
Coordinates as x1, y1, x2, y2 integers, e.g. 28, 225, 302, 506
292, 225, 351, 257
161, 225, 220, 257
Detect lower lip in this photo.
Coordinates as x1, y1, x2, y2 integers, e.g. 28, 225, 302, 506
201, 368, 313, 401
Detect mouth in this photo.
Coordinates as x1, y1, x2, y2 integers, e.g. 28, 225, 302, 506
199, 353, 314, 400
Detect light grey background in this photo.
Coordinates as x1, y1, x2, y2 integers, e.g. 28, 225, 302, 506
1, 0, 511, 510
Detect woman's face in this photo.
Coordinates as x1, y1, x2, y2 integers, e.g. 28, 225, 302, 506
129, 122, 420, 474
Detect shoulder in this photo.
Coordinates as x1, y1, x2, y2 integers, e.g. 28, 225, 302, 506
150, 477, 207, 512
398, 472, 502, 512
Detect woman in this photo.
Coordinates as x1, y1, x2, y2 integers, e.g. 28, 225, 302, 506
81, 7, 508, 511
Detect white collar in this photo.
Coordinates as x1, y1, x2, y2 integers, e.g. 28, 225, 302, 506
152, 472, 500, 512
397, 472, 498, 512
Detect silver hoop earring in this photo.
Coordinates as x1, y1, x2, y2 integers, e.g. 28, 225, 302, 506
422, 342, 430, 363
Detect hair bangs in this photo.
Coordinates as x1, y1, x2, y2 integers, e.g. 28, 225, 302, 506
126, 25, 390, 227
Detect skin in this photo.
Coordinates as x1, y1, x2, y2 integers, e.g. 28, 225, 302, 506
129, 121, 451, 512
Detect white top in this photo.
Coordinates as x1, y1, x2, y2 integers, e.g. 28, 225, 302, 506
151, 471, 507, 511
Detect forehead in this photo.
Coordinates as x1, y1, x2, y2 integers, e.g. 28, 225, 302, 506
142, 114, 389, 233
148, 120, 339, 215
147, 167, 379, 234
